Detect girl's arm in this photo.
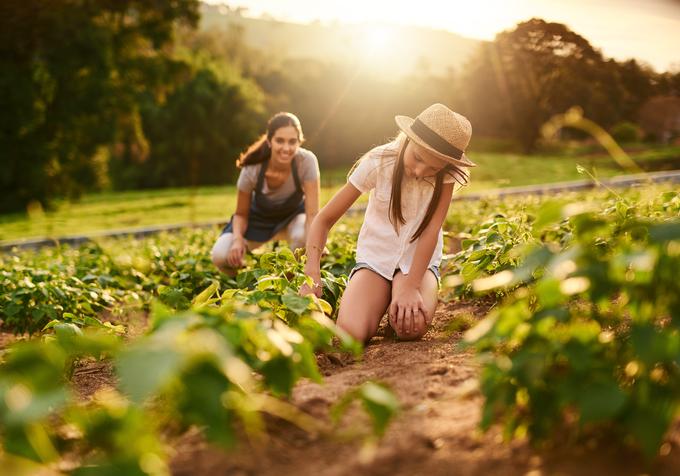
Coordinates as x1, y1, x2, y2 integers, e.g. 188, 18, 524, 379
302, 179, 320, 239
390, 182, 454, 318
227, 190, 252, 267
302, 183, 361, 296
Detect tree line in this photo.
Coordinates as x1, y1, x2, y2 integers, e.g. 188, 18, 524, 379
2, 2, 679, 213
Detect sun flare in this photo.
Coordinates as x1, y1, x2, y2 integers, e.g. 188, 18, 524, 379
361, 26, 395, 51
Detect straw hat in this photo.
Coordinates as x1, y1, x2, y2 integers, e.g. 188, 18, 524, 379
395, 103, 476, 167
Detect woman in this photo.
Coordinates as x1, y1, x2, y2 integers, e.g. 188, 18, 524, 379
211, 112, 320, 273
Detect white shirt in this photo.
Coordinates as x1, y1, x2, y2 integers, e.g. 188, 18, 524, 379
348, 140, 466, 281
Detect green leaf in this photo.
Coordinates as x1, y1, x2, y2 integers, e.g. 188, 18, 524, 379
576, 380, 626, 422
3, 387, 69, 426
331, 382, 399, 438
649, 222, 680, 243
532, 200, 563, 234
626, 403, 675, 458
192, 281, 219, 307
311, 296, 333, 315
117, 347, 183, 404
159, 287, 190, 310
359, 382, 400, 437
535, 278, 564, 308
281, 292, 311, 316
53, 323, 84, 339
260, 357, 295, 396
41, 320, 61, 331
256, 276, 284, 291
177, 362, 235, 447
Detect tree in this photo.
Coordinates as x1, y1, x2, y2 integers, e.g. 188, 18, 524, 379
613, 59, 657, 121
461, 18, 620, 152
116, 61, 265, 189
0, 0, 199, 213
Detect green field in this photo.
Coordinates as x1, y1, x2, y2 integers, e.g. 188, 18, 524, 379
1, 146, 678, 242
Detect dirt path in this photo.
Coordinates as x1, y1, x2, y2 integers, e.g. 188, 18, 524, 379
169, 301, 680, 476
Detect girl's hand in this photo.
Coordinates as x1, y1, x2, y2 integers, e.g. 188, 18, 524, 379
299, 281, 322, 298
227, 236, 247, 268
388, 285, 427, 337
299, 269, 323, 298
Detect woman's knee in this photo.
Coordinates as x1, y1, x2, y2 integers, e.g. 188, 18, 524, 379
211, 233, 233, 269
287, 214, 306, 250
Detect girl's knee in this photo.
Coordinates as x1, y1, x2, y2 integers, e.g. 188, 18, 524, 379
337, 311, 378, 343
337, 313, 363, 341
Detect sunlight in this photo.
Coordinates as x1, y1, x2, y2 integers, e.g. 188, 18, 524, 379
399, 0, 517, 39
215, 0, 518, 40
361, 26, 394, 51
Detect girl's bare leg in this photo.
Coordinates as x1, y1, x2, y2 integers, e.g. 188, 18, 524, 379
337, 269, 391, 343
390, 270, 439, 340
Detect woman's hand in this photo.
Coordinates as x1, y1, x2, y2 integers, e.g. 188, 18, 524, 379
388, 284, 427, 337
226, 236, 247, 268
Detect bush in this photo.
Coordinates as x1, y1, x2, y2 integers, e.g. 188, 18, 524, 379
610, 122, 642, 144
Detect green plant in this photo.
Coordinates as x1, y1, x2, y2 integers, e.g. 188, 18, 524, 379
464, 192, 680, 458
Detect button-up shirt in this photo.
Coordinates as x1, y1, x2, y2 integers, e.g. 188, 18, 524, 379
348, 139, 466, 281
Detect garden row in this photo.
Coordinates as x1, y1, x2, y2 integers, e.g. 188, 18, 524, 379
444, 185, 680, 457
1, 225, 399, 474
1, 183, 680, 472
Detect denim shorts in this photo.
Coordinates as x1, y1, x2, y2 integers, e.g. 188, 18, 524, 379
348, 262, 440, 285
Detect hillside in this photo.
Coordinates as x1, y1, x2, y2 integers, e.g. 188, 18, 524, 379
200, 3, 483, 77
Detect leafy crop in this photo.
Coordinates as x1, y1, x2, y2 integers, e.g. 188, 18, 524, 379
0, 224, 397, 473
462, 190, 680, 457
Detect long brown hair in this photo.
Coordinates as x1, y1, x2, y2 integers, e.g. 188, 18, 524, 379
236, 112, 304, 168
389, 137, 469, 242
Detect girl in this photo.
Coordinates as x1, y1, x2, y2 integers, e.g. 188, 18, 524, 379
211, 112, 320, 273
301, 104, 475, 343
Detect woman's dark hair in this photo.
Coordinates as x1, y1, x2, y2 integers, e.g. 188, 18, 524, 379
389, 138, 469, 242
236, 112, 304, 168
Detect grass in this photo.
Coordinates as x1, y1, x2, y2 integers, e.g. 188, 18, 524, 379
463, 145, 680, 192
0, 186, 347, 242
1, 146, 677, 242
460, 151, 622, 191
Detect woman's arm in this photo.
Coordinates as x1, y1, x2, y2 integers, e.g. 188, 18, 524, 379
302, 183, 361, 295
227, 190, 252, 267
302, 179, 320, 238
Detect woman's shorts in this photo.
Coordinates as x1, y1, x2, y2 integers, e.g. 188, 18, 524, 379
348, 262, 440, 285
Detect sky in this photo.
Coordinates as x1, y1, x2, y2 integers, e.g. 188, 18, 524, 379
205, 0, 680, 72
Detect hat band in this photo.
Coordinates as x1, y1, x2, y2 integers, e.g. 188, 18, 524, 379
411, 118, 464, 160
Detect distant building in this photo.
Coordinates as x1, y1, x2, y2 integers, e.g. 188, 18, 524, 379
638, 96, 680, 143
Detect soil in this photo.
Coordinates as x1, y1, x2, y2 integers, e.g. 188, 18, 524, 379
3, 301, 680, 475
